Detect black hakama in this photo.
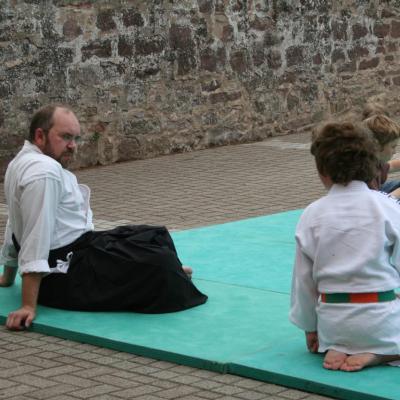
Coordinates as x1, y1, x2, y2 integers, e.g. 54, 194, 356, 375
37, 225, 207, 313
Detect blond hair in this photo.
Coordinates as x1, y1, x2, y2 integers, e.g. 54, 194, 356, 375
362, 102, 389, 120
363, 114, 400, 147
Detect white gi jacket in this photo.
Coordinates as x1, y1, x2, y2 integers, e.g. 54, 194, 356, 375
0, 141, 94, 275
290, 181, 400, 354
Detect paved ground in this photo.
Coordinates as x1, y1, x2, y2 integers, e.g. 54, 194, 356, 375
2, 132, 398, 400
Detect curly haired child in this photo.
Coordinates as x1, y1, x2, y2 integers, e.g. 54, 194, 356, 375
290, 122, 400, 371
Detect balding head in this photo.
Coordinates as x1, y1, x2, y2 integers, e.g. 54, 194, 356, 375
28, 104, 75, 143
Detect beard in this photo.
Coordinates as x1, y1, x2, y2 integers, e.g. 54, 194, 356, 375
43, 143, 75, 169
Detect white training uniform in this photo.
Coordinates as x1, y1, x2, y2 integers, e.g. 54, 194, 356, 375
290, 181, 400, 355
0, 141, 93, 275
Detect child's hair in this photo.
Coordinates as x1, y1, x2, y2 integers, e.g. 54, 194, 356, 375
363, 114, 400, 148
311, 122, 378, 185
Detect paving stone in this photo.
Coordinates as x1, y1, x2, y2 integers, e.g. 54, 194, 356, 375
33, 365, 83, 378
150, 360, 177, 369
53, 374, 100, 388
234, 378, 264, 390
254, 383, 287, 395
20, 356, 64, 369
190, 370, 220, 379
0, 384, 35, 399
29, 384, 81, 399
191, 380, 224, 390
212, 374, 242, 384
92, 374, 141, 388
152, 379, 179, 389
73, 366, 117, 378
132, 365, 162, 375
112, 384, 161, 398
193, 390, 222, 399
70, 384, 119, 399
156, 384, 199, 399
0, 377, 16, 389
169, 374, 203, 385
12, 374, 59, 388
150, 370, 180, 380
112, 370, 156, 384
279, 389, 310, 399
0, 364, 39, 378
212, 385, 245, 396
235, 390, 269, 400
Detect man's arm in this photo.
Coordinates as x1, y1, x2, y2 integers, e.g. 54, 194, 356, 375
6, 176, 61, 330
0, 265, 18, 287
6, 272, 43, 330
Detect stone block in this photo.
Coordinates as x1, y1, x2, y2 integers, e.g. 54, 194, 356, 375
122, 9, 144, 27
118, 35, 134, 57
393, 76, 400, 85
286, 46, 305, 67
391, 20, 400, 38
96, 9, 116, 31
352, 23, 368, 39
209, 91, 241, 104
81, 39, 112, 61
374, 22, 390, 38
249, 16, 272, 31
63, 19, 82, 40
331, 48, 345, 63
359, 57, 380, 70
198, 0, 213, 13
201, 79, 221, 92
135, 37, 165, 55
267, 49, 282, 69
230, 50, 248, 74
169, 24, 193, 50
332, 19, 348, 41
200, 48, 217, 72
222, 24, 234, 42
348, 45, 369, 60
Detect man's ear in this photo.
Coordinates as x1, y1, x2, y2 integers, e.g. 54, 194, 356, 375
33, 128, 46, 149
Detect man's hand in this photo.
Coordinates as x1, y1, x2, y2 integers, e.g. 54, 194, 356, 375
6, 306, 35, 330
5, 272, 43, 331
305, 331, 319, 353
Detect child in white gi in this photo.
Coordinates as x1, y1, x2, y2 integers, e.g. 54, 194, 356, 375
290, 122, 400, 371
361, 103, 400, 192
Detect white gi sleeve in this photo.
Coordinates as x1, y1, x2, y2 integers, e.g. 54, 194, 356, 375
17, 177, 61, 275
289, 239, 319, 332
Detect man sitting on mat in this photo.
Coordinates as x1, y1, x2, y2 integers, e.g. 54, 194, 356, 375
290, 121, 400, 371
0, 104, 207, 331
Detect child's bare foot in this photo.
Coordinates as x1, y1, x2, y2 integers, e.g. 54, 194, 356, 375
183, 266, 193, 279
341, 353, 400, 372
323, 350, 348, 370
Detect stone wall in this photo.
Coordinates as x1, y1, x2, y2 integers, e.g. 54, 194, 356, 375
1, 0, 400, 173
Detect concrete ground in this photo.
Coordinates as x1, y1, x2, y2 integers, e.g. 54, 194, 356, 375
2, 132, 396, 400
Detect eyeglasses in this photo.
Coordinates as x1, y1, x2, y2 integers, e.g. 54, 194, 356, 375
61, 133, 83, 144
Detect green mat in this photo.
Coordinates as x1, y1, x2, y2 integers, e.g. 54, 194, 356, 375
1, 209, 399, 400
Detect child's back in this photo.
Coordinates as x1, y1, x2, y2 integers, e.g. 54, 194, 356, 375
290, 122, 400, 371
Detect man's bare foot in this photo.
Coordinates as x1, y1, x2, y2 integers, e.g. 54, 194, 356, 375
183, 266, 193, 279
341, 353, 400, 372
323, 350, 348, 370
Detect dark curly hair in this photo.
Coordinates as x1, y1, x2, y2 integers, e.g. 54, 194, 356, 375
311, 122, 378, 185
